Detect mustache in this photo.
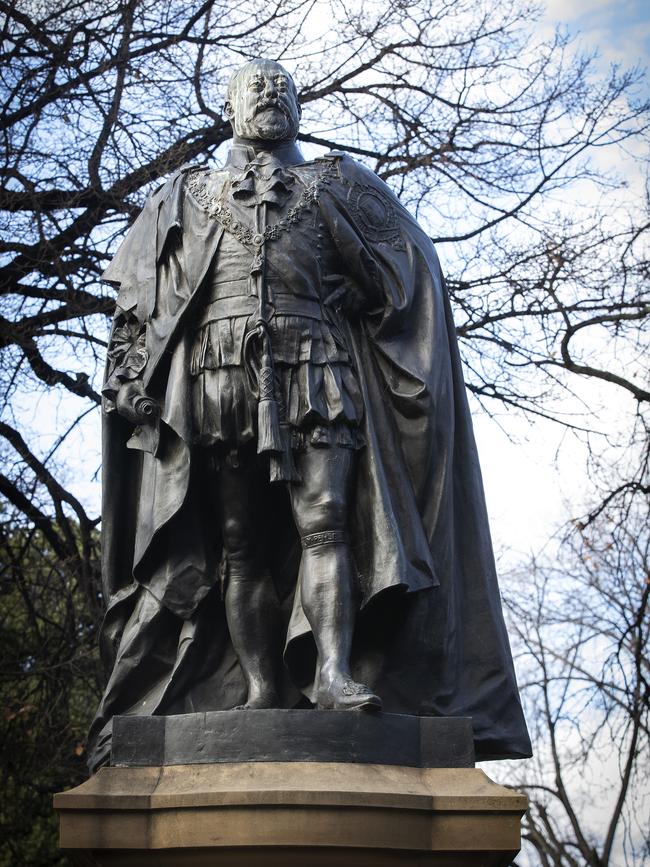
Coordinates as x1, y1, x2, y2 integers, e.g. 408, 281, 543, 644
255, 98, 290, 117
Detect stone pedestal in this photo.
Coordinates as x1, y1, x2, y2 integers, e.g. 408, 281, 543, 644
55, 761, 526, 866
54, 711, 527, 867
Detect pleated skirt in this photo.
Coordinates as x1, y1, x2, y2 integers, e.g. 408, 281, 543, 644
190, 313, 364, 450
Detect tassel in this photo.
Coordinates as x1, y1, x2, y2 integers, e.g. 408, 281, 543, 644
257, 394, 283, 453
256, 346, 283, 454
269, 424, 300, 483
255, 332, 297, 480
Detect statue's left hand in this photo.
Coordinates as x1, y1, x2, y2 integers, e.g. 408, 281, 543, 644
322, 274, 365, 316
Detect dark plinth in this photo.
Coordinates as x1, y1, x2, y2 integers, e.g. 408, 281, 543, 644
110, 710, 475, 769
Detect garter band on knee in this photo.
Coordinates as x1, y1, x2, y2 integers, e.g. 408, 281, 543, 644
301, 530, 346, 549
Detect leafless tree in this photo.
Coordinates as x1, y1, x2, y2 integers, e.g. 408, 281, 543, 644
504, 495, 649, 867
2, 0, 648, 566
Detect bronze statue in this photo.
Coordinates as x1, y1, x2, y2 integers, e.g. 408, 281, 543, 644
89, 59, 531, 771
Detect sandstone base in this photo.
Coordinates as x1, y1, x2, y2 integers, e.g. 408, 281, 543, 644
55, 762, 527, 866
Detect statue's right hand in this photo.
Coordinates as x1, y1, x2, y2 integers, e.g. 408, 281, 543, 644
115, 380, 160, 425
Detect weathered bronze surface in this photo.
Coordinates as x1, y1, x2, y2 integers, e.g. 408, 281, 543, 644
110, 710, 474, 768
88, 58, 531, 772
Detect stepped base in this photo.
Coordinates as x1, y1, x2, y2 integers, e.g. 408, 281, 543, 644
55, 761, 527, 866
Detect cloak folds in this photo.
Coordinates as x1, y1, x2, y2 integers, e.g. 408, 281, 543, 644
88, 154, 532, 771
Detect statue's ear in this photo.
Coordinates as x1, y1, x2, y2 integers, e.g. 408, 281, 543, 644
224, 100, 234, 120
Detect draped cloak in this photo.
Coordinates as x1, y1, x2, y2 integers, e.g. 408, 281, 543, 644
87, 152, 532, 771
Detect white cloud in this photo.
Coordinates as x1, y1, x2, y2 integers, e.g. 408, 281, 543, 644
544, 0, 617, 21
543, 0, 650, 68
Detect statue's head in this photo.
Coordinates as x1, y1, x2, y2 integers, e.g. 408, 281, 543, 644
225, 59, 301, 144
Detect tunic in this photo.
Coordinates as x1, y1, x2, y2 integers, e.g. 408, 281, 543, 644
186, 152, 365, 455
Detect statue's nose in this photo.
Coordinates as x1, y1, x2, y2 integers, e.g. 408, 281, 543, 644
264, 79, 278, 98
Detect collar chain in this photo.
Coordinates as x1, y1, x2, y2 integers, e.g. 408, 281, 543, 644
186, 160, 339, 248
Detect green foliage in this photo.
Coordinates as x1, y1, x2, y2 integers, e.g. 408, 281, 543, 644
0, 523, 102, 867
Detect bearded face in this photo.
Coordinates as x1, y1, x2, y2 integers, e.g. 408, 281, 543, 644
225, 60, 301, 143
